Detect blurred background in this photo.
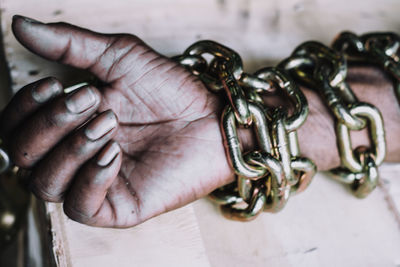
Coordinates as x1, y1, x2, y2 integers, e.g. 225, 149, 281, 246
1, 0, 400, 266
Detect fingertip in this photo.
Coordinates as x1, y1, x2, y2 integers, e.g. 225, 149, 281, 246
83, 110, 118, 143
12, 15, 68, 62
12, 15, 44, 43
97, 141, 121, 167
0, 77, 64, 139
64, 85, 102, 115
31, 77, 63, 103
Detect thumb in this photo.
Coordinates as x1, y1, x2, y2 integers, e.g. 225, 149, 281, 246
12, 15, 157, 82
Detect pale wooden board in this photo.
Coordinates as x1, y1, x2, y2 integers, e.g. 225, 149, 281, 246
194, 169, 400, 267
47, 203, 210, 267
2, 0, 400, 266
379, 164, 400, 228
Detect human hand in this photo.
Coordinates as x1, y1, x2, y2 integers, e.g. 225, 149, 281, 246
1, 15, 242, 228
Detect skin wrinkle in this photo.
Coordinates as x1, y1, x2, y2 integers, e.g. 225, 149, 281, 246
118, 171, 140, 207
105, 193, 117, 223
107, 174, 143, 226
126, 59, 171, 94
51, 23, 111, 71
124, 82, 163, 119
114, 47, 161, 84
173, 133, 221, 143
143, 70, 188, 117
64, 199, 98, 222
103, 41, 140, 83
116, 122, 182, 155
170, 74, 206, 118
55, 31, 72, 63
112, 48, 156, 83
30, 177, 63, 201
87, 36, 119, 75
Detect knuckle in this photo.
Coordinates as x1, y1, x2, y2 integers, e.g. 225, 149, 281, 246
114, 33, 141, 46
43, 107, 64, 127
111, 34, 151, 59
63, 202, 94, 225
45, 77, 63, 93
67, 133, 93, 156
30, 178, 63, 202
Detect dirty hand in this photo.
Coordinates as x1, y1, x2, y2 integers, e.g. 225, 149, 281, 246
0, 15, 236, 227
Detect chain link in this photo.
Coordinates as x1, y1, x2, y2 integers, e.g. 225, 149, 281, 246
176, 40, 315, 220
335, 103, 386, 173
280, 40, 387, 198
330, 146, 379, 198
333, 32, 400, 196
279, 41, 365, 130
333, 31, 400, 102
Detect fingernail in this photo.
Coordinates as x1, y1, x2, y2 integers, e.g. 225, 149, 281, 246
85, 111, 118, 141
31, 78, 61, 103
97, 142, 120, 167
13, 15, 43, 25
65, 87, 97, 114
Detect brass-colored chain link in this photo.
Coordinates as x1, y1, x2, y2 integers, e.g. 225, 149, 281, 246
332, 31, 400, 103
280, 40, 387, 198
176, 41, 316, 220
0, 34, 394, 227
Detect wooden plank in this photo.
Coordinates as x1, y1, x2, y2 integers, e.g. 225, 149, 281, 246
2, 0, 400, 266
194, 169, 400, 267
47, 203, 210, 267
379, 163, 400, 228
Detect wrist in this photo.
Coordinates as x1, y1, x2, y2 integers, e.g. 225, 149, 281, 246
297, 65, 400, 171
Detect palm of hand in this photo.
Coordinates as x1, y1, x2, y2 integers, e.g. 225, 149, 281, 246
96, 40, 230, 226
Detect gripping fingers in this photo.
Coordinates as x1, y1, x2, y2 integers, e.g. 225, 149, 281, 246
0, 77, 63, 139
30, 110, 119, 202
63, 141, 122, 226
9, 85, 101, 168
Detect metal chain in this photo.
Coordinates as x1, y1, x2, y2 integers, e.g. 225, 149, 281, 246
0, 35, 393, 227
176, 41, 315, 221
332, 31, 400, 103
279, 40, 387, 198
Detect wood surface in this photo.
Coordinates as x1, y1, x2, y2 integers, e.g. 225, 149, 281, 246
1, 0, 400, 266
